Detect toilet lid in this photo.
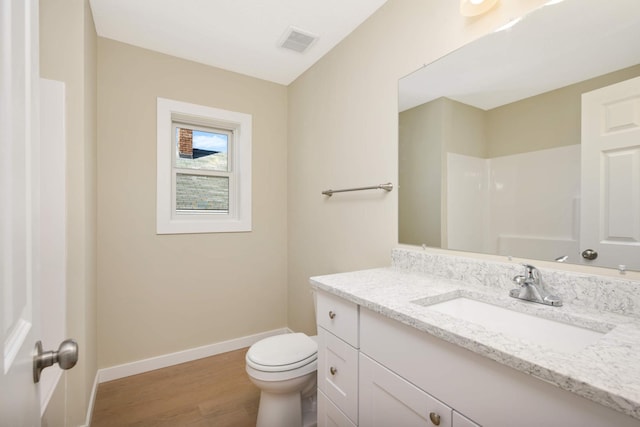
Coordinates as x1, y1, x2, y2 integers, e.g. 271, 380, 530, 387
247, 333, 317, 371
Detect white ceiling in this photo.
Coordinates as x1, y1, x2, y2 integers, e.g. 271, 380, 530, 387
89, 0, 388, 85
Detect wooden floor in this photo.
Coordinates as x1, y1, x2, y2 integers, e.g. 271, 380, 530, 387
91, 348, 260, 427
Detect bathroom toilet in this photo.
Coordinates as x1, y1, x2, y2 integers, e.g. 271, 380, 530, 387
246, 333, 318, 427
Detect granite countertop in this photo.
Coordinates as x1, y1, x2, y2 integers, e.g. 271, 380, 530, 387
310, 266, 640, 421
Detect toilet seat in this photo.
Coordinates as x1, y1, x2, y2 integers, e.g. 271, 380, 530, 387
247, 333, 317, 373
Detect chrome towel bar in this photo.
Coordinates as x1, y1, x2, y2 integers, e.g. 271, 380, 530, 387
322, 182, 393, 197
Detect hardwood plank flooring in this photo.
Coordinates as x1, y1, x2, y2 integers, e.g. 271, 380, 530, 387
91, 348, 260, 427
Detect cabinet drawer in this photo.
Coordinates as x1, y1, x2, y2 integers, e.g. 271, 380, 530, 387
359, 353, 452, 427
318, 327, 359, 424
317, 291, 359, 347
453, 411, 481, 427
318, 390, 357, 427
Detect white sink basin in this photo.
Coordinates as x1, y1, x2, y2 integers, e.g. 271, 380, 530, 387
421, 297, 605, 353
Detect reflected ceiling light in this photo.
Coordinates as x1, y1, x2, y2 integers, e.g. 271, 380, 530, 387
460, 0, 499, 17
494, 16, 522, 32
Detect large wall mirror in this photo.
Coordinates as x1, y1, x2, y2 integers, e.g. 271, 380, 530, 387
398, 0, 640, 271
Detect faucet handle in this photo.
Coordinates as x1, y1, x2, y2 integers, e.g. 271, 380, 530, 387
521, 264, 539, 280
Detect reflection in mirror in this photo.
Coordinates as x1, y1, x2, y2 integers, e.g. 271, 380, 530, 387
398, 0, 640, 271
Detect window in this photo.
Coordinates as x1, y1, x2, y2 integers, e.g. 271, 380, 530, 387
157, 98, 252, 234
174, 124, 231, 213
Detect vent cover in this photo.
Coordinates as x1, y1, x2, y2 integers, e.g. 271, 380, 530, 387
279, 27, 318, 53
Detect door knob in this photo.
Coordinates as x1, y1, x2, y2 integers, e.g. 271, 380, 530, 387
581, 249, 598, 260
33, 339, 79, 383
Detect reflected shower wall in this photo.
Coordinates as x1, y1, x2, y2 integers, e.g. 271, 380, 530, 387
447, 146, 581, 260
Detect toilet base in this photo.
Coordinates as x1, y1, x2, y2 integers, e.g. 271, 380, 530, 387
256, 391, 317, 427
302, 394, 318, 427
255, 387, 317, 427
248, 366, 317, 427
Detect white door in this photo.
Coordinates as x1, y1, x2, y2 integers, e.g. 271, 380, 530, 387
581, 76, 640, 270
0, 0, 42, 424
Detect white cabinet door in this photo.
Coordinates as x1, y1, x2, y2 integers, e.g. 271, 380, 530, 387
359, 353, 452, 427
318, 390, 357, 427
581, 75, 640, 270
318, 327, 359, 424
453, 411, 481, 427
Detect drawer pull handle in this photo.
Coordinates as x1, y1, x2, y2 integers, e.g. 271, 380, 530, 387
329, 366, 338, 375
328, 311, 336, 319
429, 412, 441, 426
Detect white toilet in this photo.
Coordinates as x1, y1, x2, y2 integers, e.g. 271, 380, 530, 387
246, 333, 318, 427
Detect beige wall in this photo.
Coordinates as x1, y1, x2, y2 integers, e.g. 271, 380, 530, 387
400, 65, 640, 163
96, 39, 288, 368
441, 98, 487, 246
399, 99, 444, 247
446, 98, 487, 158
487, 64, 640, 157
39, 0, 97, 425
287, 0, 552, 334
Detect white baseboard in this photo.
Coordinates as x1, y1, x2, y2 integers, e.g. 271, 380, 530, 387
80, 371, 100, 427
97, 328, 290, 383
81, 328, 291, 425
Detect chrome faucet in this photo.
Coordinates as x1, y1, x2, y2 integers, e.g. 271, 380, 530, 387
510, 264, 562, 307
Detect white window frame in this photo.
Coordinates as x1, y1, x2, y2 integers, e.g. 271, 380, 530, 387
157, 97, 252, 234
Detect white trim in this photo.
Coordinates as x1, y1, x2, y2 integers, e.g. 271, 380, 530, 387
39, 370, 62, 418
156, 97, 252, 234
98, 328, 289, 383
80, 372, 100, 427
83, 329, 292, 424
38, 77, 67, 417
3, 319, 32, 374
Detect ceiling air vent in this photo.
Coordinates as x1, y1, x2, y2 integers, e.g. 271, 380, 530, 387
279, 27, 318, 53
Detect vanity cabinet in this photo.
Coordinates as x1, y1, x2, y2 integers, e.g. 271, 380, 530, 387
359, 306, 640, 427
316, 291, 479, 427
316, 292, 360, 426
316, 290, 640, 427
